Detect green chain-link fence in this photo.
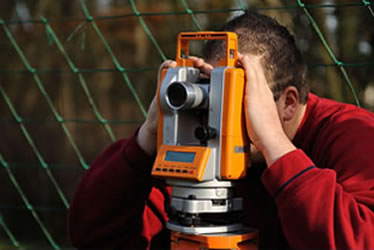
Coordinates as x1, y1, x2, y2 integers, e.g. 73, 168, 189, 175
0, 0, 373, 248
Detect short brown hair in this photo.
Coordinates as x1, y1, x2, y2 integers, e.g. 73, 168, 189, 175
203, 11, 309, 104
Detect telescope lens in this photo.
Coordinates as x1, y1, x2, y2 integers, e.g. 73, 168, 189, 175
167, 83, 187, 108
166, 81, 206, 110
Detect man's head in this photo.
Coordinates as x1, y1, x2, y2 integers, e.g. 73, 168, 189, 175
203, 11, 309, 165
203, 11, 309, 104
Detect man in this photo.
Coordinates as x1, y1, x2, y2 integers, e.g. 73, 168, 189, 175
68, 11, 374, 249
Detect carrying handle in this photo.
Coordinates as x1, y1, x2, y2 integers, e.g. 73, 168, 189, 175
176, 32, 238, 67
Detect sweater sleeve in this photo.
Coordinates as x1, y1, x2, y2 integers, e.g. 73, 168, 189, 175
67, 130, 170, 249
261, 118, 374, 249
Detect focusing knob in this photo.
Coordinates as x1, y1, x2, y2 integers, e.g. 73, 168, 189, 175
194, 126, 217, 141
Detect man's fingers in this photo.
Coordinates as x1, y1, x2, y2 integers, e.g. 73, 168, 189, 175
189, 56, 214, 76
158, 60, 177, 84
162, 57, 214, 76
239, 54, 263, 75
159, 57, 214, 81
160, 60, 177, 69
238, 55, 269, 92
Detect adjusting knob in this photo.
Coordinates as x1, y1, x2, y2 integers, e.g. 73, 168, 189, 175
194, 126, 217, 141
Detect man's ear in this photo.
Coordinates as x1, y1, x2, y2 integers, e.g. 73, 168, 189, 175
278, 86, 299, 122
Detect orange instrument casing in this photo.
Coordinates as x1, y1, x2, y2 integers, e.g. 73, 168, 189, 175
153, 32, 249, 181
151, 32, 256, 250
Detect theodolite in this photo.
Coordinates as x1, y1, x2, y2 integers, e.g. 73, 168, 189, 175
152, 31, 257, 249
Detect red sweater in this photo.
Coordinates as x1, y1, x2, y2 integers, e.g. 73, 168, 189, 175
68, 93, 374, 249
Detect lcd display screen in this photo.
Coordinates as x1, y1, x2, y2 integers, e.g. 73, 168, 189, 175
165, 151, 196, 163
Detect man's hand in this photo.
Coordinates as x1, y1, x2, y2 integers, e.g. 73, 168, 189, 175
137, 57, 213, 156
137, 60, 176, 156
238, 54, 296, 166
